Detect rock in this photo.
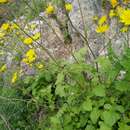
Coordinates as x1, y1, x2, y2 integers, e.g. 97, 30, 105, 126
69, 0, 130, 57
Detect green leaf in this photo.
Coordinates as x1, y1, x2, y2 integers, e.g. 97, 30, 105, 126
55, 72, 66, 97
55, 85, 66, 97
74, 47, 87, 62
114, 105, 125, 113
64, 125, 73, 130
120, 48, 130, 71
81, 98, 92, 111
97, 56, 112, 72
85, 125, 95, 130
50, 116, 62, 129
99, 122, 112, 130
90, 107, 100, 124
118, 122, 130, 130
93, 85, 106, 97
115, 81, 130, 92
101, 110, 120, 127
55, 72, 65, 85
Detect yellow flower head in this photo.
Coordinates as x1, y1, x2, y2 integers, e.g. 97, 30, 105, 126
11, 23, 19, 30
11, 72, 18, 84
0, 64, 7, 72
22, 58, 29, 64
109, 10, 116, 18
120, 9, 130, 25
36, 63, 44, 69
96, 24, 109, 33
1, 23, 9, 30
23, 37, 33, 45
46, 5, 55, 15
32, 32, 41, 41
22, 49, 37, 64
0, 0, 8, 3
30, 23, 37, 29
110, 0, 118, 8
116, 6, 124, 16
98, 15, 107, 25
65, 3, 73, 12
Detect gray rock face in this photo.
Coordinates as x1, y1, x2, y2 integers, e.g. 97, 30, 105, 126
69, 0, 103, 57
69, 0, 130, 57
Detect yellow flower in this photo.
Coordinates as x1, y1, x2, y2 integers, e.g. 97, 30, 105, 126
22, 58, 29, 64
46, 5, 55, 15
116, 6, 125, 17
110, 0, 118, 8
98, 15, 107, 25
11, 23, 19, 30
36, 63, 44, 69
22, 49, 37, 64
1, 23, 9, 30
65, 3, 73, 12
11, 72, 18, 83
96, 24, 109, 33
23, 37, 33, 45
30, 23, 37, 29
109, 10, 116, 18
120, 26, 128, 32
0, 0, 8, 3
0, 64, 7, 72
120, 9, 130, 25
32, 32, 41, 41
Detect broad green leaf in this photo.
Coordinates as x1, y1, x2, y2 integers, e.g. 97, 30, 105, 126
55, 85, 66, 97
99, 122, 112, 130
114, 81, 130, 92
55, 72, 64, 85
50, 116, 62, 129
101, 110, 120, 127
114, 105, 125, 113
63, 114, 72, 125
120, 48, 130, 71
93, 85, 106, 97
85, 125, 95, 130
64, 125, 73, 130
90, 107, 100, 124
55, 72, 66, 97
118, 122, 130, 130
74, 47, 87, 62
81, 98, 92, 111
97, 56, 112, 72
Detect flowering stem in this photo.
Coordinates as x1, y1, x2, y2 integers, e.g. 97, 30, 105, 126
22, 0, 80, 63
